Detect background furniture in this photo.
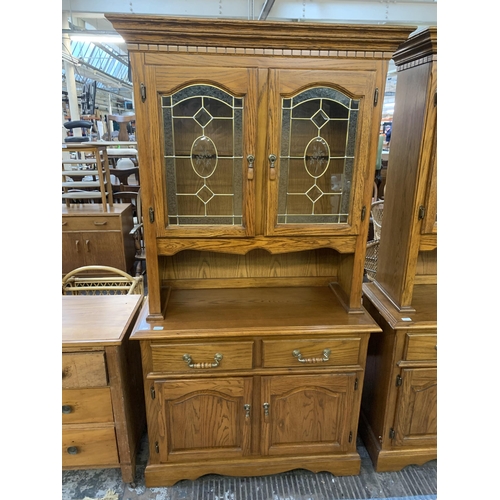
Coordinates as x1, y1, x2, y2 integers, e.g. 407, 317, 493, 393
108, 14, 415, 487
62, 143, 114, 209
359, 27, 437, 472
108, 114, 135, 141
62, 203, 136, 275
62, 294, 145, 484
62, 265, 143, 295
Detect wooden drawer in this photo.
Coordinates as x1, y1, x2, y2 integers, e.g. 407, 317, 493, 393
262, 338, 362, 368
62, 352, 108, 389
151, 341, 254, 373
62, 215, 122, 232
404, 332, 437, 361
62, 426, 118, 467
62, 388, 114, 424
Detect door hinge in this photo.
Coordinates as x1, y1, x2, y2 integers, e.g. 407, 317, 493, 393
361, 206, 366, 221
396, 375, 403, 387
389, 428, 396, 439
354, 378, 359, 390
418, 205, 426, 220
155, 441, 159, 453
150, 386, 156, 399
348, 431, 353, 443
149, 207, 155, 223
374, 88, 379, 106
140, 82, 147, 102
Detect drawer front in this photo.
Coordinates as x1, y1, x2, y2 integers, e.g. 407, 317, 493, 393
62, 352, 108, 389
151, 342, 254, 373
404, 332, 437, 361
62, 215, 121, 232
262, 338, 362, 368
62, 388, 114, 424
62, 427, 118, 467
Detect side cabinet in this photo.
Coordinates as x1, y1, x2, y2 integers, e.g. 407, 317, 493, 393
62, 204, 136, 274
359, 284, 437, 472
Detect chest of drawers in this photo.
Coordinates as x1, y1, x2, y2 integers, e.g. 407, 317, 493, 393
62, 295, 146, 484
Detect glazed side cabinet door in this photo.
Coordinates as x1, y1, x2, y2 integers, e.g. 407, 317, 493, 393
261, 373, 358, 456
392, 367, 437, 448
143, 65, 258, 238
154, 377, 253, 462
265, 68, 378, 237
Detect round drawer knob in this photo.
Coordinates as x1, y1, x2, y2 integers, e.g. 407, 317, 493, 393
67, 446, 79, 455
62, 405, 73, 414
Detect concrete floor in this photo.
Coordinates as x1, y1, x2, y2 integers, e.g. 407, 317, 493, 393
62, 433, 437, 500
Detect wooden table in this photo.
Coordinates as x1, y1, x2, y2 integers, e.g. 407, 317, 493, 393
62, 294, 146, 484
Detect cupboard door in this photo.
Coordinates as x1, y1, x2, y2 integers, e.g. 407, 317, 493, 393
62, 232, 85, 273
155, 377, 252, 462
265, 69, 377, 236
147, 66, 258, 237
79, 231, 125, 268
261, 373, 357, 456
392, 367, 437, 448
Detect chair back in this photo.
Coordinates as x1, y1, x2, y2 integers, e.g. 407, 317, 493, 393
371, 200, 384, 240
62, 265, 143, 295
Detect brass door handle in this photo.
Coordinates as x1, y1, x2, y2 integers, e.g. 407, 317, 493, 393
244, 404, 251, 419
269, 154, 277, 180
292, 348, 331, 363
183, 353, 223, 369
247, 155, 255, 180
263, 402, 270, 417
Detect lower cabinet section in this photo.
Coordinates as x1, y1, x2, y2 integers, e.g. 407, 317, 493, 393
132, 290, 379, 487
359, 283, 437, 472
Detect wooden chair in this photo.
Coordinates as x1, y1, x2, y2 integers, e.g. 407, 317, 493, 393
112, 189, 146, 277
62, 265, 143, 295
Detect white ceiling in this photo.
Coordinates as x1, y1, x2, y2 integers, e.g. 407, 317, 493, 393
62, 1, 437, 116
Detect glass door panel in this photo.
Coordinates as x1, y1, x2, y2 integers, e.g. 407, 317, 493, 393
266, 69, 376, 236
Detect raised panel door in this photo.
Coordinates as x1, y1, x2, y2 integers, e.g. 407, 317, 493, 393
261, 373, 357, 456
392, 367, 437, 448
155, 377, 253, 462
145, 66, 258, 238
265, 69, 377, 236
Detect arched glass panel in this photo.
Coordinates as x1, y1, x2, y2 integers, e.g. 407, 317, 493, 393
278, 87, 359, 224
161, 85, 244, 226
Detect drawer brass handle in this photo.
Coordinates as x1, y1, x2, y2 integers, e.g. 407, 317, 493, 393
93, 221, 107, 226
67, 446, 79, 455
292, 348, 331, 363
62, 405, 73, 414
183, 353, 223, 369
62, 221, 67, 226
244, 404, 251, 419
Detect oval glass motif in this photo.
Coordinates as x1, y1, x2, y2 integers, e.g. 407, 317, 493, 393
304, 137, 330, 178
191, 135, 218, 178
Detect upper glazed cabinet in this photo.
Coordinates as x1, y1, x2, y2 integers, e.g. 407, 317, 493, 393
107, 15, 415, 318
144, 65, 376, 238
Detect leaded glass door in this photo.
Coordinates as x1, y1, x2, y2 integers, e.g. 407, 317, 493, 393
265, 69, 377, 236
150, 67, 257, 237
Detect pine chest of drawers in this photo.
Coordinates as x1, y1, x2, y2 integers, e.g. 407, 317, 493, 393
62, 294, 146, 483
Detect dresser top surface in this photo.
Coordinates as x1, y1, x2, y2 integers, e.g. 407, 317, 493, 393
62, 295, 143, 347
62, 203, 132, 216
132, 286, 381, 340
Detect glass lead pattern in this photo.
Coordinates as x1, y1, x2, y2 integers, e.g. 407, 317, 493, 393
162, 85, 244, 226
278, 87, 359, 225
